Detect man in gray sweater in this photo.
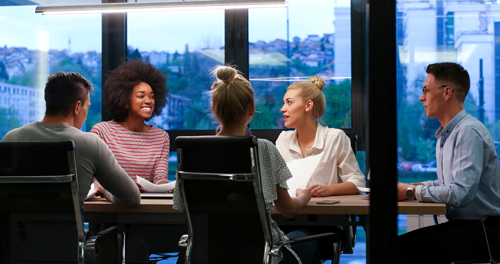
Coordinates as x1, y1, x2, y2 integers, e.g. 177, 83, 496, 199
1, 72, 140, 207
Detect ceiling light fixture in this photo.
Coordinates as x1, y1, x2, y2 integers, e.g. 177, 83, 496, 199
35, 0, 287, 15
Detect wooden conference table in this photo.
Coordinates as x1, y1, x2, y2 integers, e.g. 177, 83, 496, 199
84, 194, 446, 226
84, 195, 445, 263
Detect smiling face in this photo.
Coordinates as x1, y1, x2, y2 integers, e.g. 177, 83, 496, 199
280, 88, 308, 128
127, 82, 155, 120
419, 73, 446, 119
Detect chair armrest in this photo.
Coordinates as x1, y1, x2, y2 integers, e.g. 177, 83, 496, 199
284, 232, 340, 245
480, 215, 500, 228
178, 234, 189, 248
270, 232, 341, 256
83, 225, 123, 252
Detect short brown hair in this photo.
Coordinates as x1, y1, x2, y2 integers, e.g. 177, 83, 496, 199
103, 60, 169, 122
45, 72, 93, 117
425, 62, 470, 102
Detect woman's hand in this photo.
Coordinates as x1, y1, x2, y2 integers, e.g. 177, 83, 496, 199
310, 184, 331, 197
136, 182, 144, 192
156, 179, 168, 185
155, 179, 174, 192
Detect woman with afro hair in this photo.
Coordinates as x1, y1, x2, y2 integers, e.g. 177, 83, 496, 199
91, 59, 171, 186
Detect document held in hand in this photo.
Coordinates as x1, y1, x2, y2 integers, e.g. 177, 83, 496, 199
85, 182, 98, 200
137, 176, 176, 193
286, 153, 323, 197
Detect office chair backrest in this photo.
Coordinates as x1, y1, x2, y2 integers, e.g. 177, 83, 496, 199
342, 134, 358, 255
346, 133, 358, 157
176, 136, 272, 264
0, 141, 86, 263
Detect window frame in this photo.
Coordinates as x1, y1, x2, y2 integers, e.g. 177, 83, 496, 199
101, 8, 366, 150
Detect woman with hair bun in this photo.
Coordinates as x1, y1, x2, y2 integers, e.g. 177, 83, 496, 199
276, 76, 365, 197
174, 65, 323, 264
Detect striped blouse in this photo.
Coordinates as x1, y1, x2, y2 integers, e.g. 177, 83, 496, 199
91, 120, 170, 184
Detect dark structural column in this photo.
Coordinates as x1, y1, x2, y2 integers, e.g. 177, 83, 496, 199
225, 9, 249, 79
364, 0, 398, 262
101, 0, 127, 121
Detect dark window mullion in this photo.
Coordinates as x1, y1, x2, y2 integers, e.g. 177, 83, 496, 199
225, 9, 249, 79
101, 0, 127, 122
351, 0, 367, 151
365, 0, 398, 262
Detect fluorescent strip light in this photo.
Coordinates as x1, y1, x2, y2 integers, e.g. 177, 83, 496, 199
35, 0, 287, 15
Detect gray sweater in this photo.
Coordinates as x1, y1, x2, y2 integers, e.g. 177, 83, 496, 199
2, 122, 141, 207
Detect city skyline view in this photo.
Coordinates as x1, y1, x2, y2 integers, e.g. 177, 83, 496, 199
0, 0, 347, 53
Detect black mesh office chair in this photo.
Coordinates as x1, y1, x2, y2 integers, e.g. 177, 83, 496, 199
0, 141, 98, 263
450, 215, 500, 264
343, 133, 359, 255
175, 136, 341, 264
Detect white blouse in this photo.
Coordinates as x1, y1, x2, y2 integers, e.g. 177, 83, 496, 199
276, 123, 365, 188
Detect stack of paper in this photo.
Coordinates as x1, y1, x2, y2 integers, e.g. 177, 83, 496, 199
137, 176, 176, 193
286, 153, 323, 197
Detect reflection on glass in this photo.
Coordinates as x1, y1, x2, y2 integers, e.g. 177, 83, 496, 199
249, 0, 352, 129
396, 1, 500, 183
128, 10, 224, 130
0, 6, 102, 136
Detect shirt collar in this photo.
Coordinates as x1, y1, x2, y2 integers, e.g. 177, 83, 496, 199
435, 109, 467, 146
289, 123, 326, 155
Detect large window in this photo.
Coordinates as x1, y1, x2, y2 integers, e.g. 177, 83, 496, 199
248, 0, 352, 129
128, 10, 224, 130
0, 6, 102, 135
397, 0, 500, 183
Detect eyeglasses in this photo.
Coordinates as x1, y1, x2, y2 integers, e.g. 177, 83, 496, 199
421, 85, 454, 95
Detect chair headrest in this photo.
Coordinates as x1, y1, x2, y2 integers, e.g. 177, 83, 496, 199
0, 141, 75, 152
175, 136, 257, 149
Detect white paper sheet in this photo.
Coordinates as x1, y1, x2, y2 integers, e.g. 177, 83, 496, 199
85, 182, 98, 200
137, 176, 176, 193
357, 187, 370, 193
286, 153, 323, 197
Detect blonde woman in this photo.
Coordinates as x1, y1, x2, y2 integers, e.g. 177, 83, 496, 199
276, 77, 365, 197
174, 66, 322, 264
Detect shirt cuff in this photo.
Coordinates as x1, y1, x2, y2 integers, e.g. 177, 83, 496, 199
423, 182, 430, 186
415, 185, 424, 202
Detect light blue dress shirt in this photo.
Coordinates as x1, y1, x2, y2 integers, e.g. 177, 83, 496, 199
415, 109, 500, 220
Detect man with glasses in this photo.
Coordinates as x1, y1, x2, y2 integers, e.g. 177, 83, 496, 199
396, 62, 500, 263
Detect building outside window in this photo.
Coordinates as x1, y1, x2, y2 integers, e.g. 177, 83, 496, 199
396, 0, 500, 237
0, 6, 102, 136
397, 0, 500, 183
249, 0, 352, 130
128, 10, 224, 130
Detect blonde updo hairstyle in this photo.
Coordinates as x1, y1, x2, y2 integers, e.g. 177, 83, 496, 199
287, 76, 326, 119
210, 65, 255, 125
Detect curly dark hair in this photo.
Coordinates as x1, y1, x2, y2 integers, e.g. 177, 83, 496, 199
103, 60, 169, 122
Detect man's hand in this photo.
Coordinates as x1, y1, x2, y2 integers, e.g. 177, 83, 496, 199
397, 182, 411, 200
94, 181, 105, 197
